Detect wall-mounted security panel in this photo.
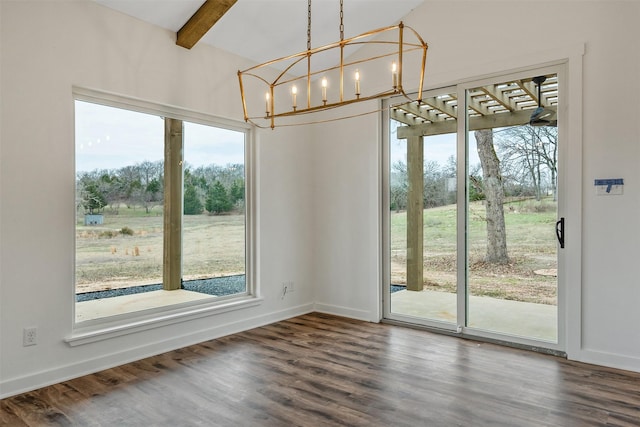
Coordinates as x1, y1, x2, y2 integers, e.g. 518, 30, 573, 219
594, 178, 623, 195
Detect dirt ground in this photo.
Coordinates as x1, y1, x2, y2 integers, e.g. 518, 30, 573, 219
391, 252, 557, 305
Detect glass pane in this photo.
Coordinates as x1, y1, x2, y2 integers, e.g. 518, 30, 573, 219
389, 91, 458, 324
182, 123, 246, 297
75, 101, 164, 297
465, 75, 558, 342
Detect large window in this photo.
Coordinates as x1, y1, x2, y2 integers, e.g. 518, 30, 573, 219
74, 94, 253, 323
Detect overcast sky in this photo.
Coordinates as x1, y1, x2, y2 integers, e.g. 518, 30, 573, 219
75, 100, 478, 174
390, 123, 480, 169
75, 101, 245, 172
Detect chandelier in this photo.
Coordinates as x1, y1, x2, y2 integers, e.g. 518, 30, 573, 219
237, 0, 428, 129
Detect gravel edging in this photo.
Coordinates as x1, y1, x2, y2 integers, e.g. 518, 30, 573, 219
76, 275, 246, 302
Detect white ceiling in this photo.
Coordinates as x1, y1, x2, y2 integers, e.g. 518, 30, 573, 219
94, 0, 424, 65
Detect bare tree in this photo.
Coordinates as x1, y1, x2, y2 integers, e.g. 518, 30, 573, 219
390, 160, 408, 212
423, 160, 444, 208
496, 125, 558, 201
475, 129, 509, 264
137, 160, 164, 213
535, 126, 558, 201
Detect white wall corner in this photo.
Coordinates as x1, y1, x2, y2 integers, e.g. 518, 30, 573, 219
572, 349, 640, 374
314, 303, 379, 323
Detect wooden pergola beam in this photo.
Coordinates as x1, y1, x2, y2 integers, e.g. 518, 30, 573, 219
480, 84, 514, 112
423, 96, 458, 119
406, 136, 424, 292
163, 118, 183, 290
396, 108, 556, 139
390, 108, 423, 126
177, 0, 237, 49
517, 80, 540, 105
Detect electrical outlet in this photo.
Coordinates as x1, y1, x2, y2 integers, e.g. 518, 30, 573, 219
23, 327, 37, 346
281, 281, 295, 298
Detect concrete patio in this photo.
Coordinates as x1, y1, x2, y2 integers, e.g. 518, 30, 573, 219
391, 289, 557, 342
76, 290, 214, 323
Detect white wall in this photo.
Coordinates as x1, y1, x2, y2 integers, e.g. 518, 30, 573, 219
311, 104, 382, 322
310, 0, 640, 372
0, 1, 315, 398
2, 0, 639, 399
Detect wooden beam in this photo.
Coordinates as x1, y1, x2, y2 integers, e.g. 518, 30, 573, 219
422, 96, 458, 119
390, 108, 423, 126
480, 84, 514, 112
467, 93, 492, 116
517, 80, 539, 105
400, 102, 435, 122
163, 118, 183, 290
177, 0, 238, 49
406, 136, 424, 292
391, 96, 457, 127
396, 108, 556, 139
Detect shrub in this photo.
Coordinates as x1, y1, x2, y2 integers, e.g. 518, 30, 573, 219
206, 181, 233, 214
99, 230, 119, 238
184, 184, 203, 215
520, 200, 556, 213
120, 226, 135, 236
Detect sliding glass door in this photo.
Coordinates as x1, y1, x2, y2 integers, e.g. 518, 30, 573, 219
385, 87, 459, 329
383, 67, 565, 350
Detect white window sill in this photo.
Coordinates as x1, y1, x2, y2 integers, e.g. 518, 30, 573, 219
66, 294, 263, 346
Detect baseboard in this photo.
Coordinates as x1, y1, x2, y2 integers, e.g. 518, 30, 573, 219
313, 303, 376, 323
571, 348, 640, 374
0, 303, 314, 399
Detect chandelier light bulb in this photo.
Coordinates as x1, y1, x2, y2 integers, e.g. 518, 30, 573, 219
321, 77, 328, 103
265, 92, 270, 115
392, 61, 398, 88
354, 70, 360, 97
291, 85, 298, 109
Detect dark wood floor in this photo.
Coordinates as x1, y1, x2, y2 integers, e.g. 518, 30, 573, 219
2, 313, 639, 426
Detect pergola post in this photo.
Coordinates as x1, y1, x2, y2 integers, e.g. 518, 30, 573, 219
406, 135, 424, 291
163, 118, 183, 291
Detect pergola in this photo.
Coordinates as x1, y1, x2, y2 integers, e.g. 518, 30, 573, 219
392, 74, 558, 291
392, 74, 558, 137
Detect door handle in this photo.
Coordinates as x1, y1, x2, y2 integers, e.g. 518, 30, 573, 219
555, 217, 565, 249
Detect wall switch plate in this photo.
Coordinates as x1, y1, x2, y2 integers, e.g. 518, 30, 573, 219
595, 178, 623, 195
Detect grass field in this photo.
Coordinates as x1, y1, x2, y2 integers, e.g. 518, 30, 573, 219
77, 199, 557, 305
391, 198, 558, 305
75, 207, 245, 293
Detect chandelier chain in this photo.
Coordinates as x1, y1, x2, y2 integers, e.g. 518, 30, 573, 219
307, 0, 312, 51
339, 0, 344, 41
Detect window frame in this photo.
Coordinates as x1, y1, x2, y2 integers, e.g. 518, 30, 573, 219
68, 87, 258, 344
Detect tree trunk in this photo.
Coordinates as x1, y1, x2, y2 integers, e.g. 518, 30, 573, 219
475, 129, 509, 264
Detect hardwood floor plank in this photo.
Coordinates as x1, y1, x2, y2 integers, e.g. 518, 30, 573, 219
2, 313, 639, 426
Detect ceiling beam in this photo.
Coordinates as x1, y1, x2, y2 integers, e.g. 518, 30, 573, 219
176, 0, 237, 49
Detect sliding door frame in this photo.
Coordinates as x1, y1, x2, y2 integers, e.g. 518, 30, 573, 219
381, 85, 460, 333
456, 64, 566, 353
382, 61, 577, 355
